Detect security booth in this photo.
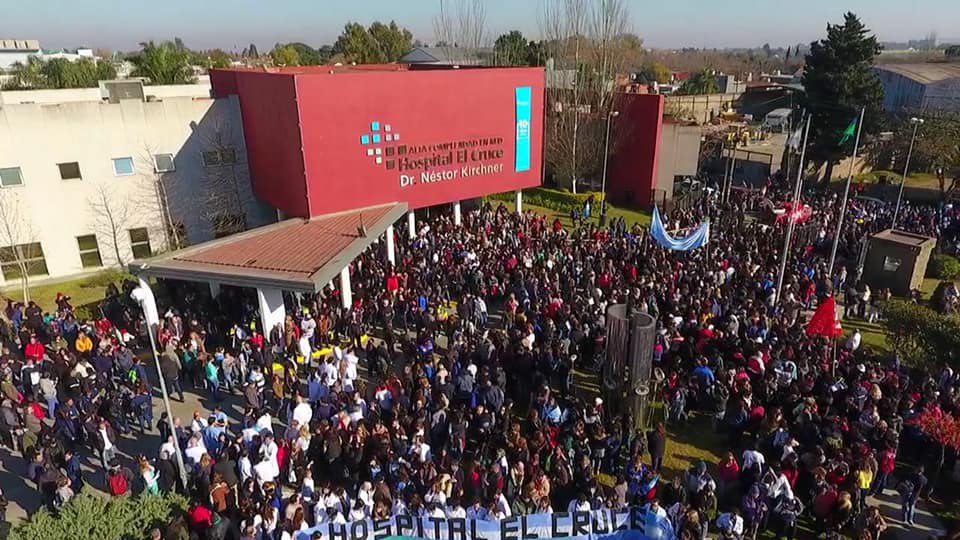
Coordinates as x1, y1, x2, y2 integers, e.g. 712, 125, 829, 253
862, 229, 937, 296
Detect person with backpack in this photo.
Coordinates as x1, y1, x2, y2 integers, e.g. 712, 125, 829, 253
106, 461, 134, 496
899, 466, 927, 525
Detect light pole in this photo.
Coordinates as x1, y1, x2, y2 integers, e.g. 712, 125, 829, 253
132, 273, 190, 491
599, 110, 619, 225
892, 117, 923, 229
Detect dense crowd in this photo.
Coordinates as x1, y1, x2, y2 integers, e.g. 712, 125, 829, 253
1, 185, 959, 540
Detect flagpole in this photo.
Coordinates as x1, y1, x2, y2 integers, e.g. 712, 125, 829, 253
827, 107, 866, 279
775, 114, 811, 304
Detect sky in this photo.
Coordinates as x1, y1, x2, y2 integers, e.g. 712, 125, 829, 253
6, 0, 960, 52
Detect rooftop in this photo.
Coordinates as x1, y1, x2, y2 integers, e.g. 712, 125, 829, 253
874, 63, 960, 85
130, 202, 408, 292
873, 228, 937, 247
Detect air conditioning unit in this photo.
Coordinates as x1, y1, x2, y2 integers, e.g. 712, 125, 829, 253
99, 79, 146, 103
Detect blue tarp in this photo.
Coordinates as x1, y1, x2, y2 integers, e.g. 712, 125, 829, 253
649, 206, 709, 251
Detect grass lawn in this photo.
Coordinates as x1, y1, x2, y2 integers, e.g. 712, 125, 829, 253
853, 169, 940, 187
524, 203, 652, 230
0, 269, 130, 319
843, 318, 889, 353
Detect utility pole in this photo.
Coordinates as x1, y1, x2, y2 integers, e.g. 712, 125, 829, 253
599, 110, 619, 225
775, 114, 811, 303
827, 107, 866, 277
891, 117, 924, 229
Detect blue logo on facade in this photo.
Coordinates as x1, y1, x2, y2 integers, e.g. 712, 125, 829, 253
359, 121, 401, 169
515, 87, 532, 172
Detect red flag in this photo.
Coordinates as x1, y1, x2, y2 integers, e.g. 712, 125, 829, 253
806, 296, 843, 338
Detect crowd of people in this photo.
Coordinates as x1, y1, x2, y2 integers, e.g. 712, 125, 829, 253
1, 183, 959, 540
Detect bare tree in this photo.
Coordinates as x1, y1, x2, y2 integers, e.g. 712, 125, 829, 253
541, 0, 589, 192
541, 0, 633, 194
89, 182, 136, 266
201, 120, 249, 238
139, 144, 184, 250
0, 191, 36, 302
433, 0, 488, 64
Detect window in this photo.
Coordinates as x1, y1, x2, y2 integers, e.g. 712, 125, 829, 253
0, 167, 24, 187
213, 214, 246, 239
202, 147, 237, 167
129, 228, 152, 258
201, 150, 221, 167
76, 235, 103, 268
153, 153, 175, 173
219, 147, 237, 164
58, 162, 82, 180
0, 242, 48, 280
882, 256, 902, 272
112, 157, 135, 176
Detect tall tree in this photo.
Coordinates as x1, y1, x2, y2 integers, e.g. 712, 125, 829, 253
493, 30, 529, 66
207, 49, 233, 68
526, 40, 546, 66
333, 22, 378, 63
270, 44, 300, 66
802, 12, 884, 181
4, 57, 45, 89
247, 43, 260, 58
636, 61, 671, 84
131, 41, 196, 85
870, 112, 960, 201
287, 43, 322, 65
89, 183, 135, 266
368, 21, 414, 62
0, 191, 36, 302
676, 68, 719, 95
540, 0, 632, 193
434, 0, 488, 64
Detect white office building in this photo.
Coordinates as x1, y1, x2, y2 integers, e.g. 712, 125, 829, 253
0, 81, 275, 288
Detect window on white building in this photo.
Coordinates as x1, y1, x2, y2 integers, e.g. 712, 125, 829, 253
129, 228, 152, 259
0, 167, 24, 187
76, 235, 103, 268
153, 153, 175, 173
0, 242, 48, 280
112, 157, 135, 176
58, 162, 82, 180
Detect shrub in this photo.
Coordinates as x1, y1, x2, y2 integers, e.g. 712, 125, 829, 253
928, 254, 960, 280
485, 187, 606, 213
881, 299, 960, 366
10, 492, 188, 540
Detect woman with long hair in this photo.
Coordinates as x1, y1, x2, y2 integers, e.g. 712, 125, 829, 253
139, 455, 160, 495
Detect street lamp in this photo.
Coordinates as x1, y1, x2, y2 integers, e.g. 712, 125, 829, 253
599, 110, 619, 225
131, 273, 190, 491
892, 117, 923, 229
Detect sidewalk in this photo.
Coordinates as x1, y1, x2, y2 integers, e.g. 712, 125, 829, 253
868, 490, 946, 540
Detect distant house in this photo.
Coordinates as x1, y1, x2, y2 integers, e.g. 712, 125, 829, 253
874, 63, 960, 112
0, 39, 41, 70
399, 46, 492, 66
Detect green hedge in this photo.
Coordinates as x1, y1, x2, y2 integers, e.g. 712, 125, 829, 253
10, 492, 188, 540
928, 254, 960, 280
881, 299, 960, 366
486, 187, 606, 213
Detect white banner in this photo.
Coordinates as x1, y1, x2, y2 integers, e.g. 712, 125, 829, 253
298, 508, 668, 540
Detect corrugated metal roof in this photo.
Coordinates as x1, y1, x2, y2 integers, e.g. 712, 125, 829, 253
173, 204, 395, 279
874, 63, 960, 85
132, 202, 408, 292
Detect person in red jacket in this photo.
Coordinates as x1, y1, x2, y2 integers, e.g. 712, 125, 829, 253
24, 335, 44, 362
872, 444, 897, 496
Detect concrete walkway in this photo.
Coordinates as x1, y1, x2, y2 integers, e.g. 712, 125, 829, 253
868, 489, 946, 540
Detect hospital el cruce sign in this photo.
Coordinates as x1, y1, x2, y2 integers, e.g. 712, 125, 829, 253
359, 121, 505, 189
